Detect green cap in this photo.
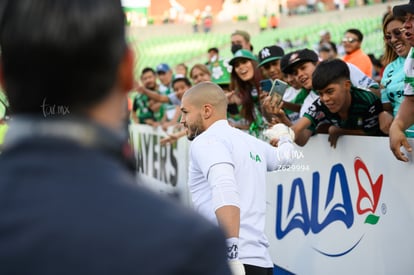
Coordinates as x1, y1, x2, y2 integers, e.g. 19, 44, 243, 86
229, 49, 257, 66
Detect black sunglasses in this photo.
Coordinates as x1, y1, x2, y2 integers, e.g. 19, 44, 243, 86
384, 28, 404, 42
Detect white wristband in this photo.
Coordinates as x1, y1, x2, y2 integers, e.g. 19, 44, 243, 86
226, 237, 239, 260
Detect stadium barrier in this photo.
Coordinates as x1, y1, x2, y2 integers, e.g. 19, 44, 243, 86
130, 123, 414, 275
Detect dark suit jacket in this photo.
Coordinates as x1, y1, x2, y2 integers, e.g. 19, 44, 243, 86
0, 119, 231, 275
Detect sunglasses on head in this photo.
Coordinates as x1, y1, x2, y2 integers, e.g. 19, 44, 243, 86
384, 28, 404, 42
342, 37, 358, 43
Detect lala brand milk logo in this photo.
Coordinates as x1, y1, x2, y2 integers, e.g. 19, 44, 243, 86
275, 157, 383, 257
354, 158, 383, 225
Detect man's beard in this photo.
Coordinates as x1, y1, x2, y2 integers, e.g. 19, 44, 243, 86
186, 116, 204, 141
187, 126, 201, 141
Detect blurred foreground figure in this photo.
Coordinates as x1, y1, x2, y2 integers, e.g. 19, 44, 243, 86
0, 1, 231, 274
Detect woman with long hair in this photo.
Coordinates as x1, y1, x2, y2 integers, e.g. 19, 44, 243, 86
189, 64, 212, 84
380, 13, 414, 137
228, 49, 266, 137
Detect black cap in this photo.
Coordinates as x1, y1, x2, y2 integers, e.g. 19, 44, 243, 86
280, 52, 292, 74
258, 45, 285, 67
280, 49, 318, 74
393, 0, 414, 16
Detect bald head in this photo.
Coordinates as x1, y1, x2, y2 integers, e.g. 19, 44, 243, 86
182, 82, 228, 117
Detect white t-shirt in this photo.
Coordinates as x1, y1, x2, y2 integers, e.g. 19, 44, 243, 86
347, 62, 379, 90
283, 86, 300, 102
283, 86, 301, 124
188, 120, 288, 268
159, 83, 177, 121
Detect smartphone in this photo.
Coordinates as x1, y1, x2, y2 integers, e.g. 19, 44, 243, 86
269, 79, 288, 105
260, 79, 273, 93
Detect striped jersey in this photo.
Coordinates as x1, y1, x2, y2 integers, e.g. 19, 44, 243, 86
304, 87, 383, 135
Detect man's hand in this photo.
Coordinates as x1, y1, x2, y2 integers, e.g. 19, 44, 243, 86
389, 127, 412, 162
135, 84, 147, 95
388, 96, 414, 161
328, 125, 343, 149
160, 130, 185, 145
225, 91, 242, 105
160, 134, 178, 146
262, 97, 292, 127
228, 260, 245, 275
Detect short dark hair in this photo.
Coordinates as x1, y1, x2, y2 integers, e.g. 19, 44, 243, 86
319, 42, 337, 54
208, 47, 219, 54
141, 67, 156, 76
312, 59, 350, 91
345, 28, 363, 42
172, 77, 192, 88
368, 53, 382, 68
0, 0, 127, 115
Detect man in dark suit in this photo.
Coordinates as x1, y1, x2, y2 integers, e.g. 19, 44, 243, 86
0, 1, 231, 274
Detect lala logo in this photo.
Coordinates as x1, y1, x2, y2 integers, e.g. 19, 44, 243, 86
355, 157, 383, 225
275, 157, 383, 257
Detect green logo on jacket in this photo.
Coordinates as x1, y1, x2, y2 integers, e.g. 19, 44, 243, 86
250, 152, 262, 162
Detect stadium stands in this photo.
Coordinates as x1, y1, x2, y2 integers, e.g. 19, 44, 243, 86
130, 15, 383, 77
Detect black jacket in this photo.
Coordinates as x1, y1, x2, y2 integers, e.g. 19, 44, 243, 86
0, 117, 231, 275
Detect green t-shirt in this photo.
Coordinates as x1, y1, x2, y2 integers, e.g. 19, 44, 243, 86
133, 94, 155, 124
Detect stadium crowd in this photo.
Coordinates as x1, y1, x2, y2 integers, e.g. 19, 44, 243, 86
1, 1, 414, 274
127, 16, 413, 152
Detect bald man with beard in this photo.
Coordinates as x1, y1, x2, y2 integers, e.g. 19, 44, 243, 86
179, 82, 295, 275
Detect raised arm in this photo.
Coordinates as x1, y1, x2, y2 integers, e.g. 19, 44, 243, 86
389, 95, 414, 162
137, 85, 170, 103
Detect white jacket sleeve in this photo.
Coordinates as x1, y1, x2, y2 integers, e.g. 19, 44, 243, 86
208, 162, 240, 211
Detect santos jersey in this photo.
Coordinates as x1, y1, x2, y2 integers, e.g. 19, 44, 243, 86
381, 56, 414, 137
304, 87, 383, 135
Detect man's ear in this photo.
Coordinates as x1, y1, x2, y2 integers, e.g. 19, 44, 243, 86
344, 79, 352, 91
203, 104, 213, 119
118, 46, 135, 94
